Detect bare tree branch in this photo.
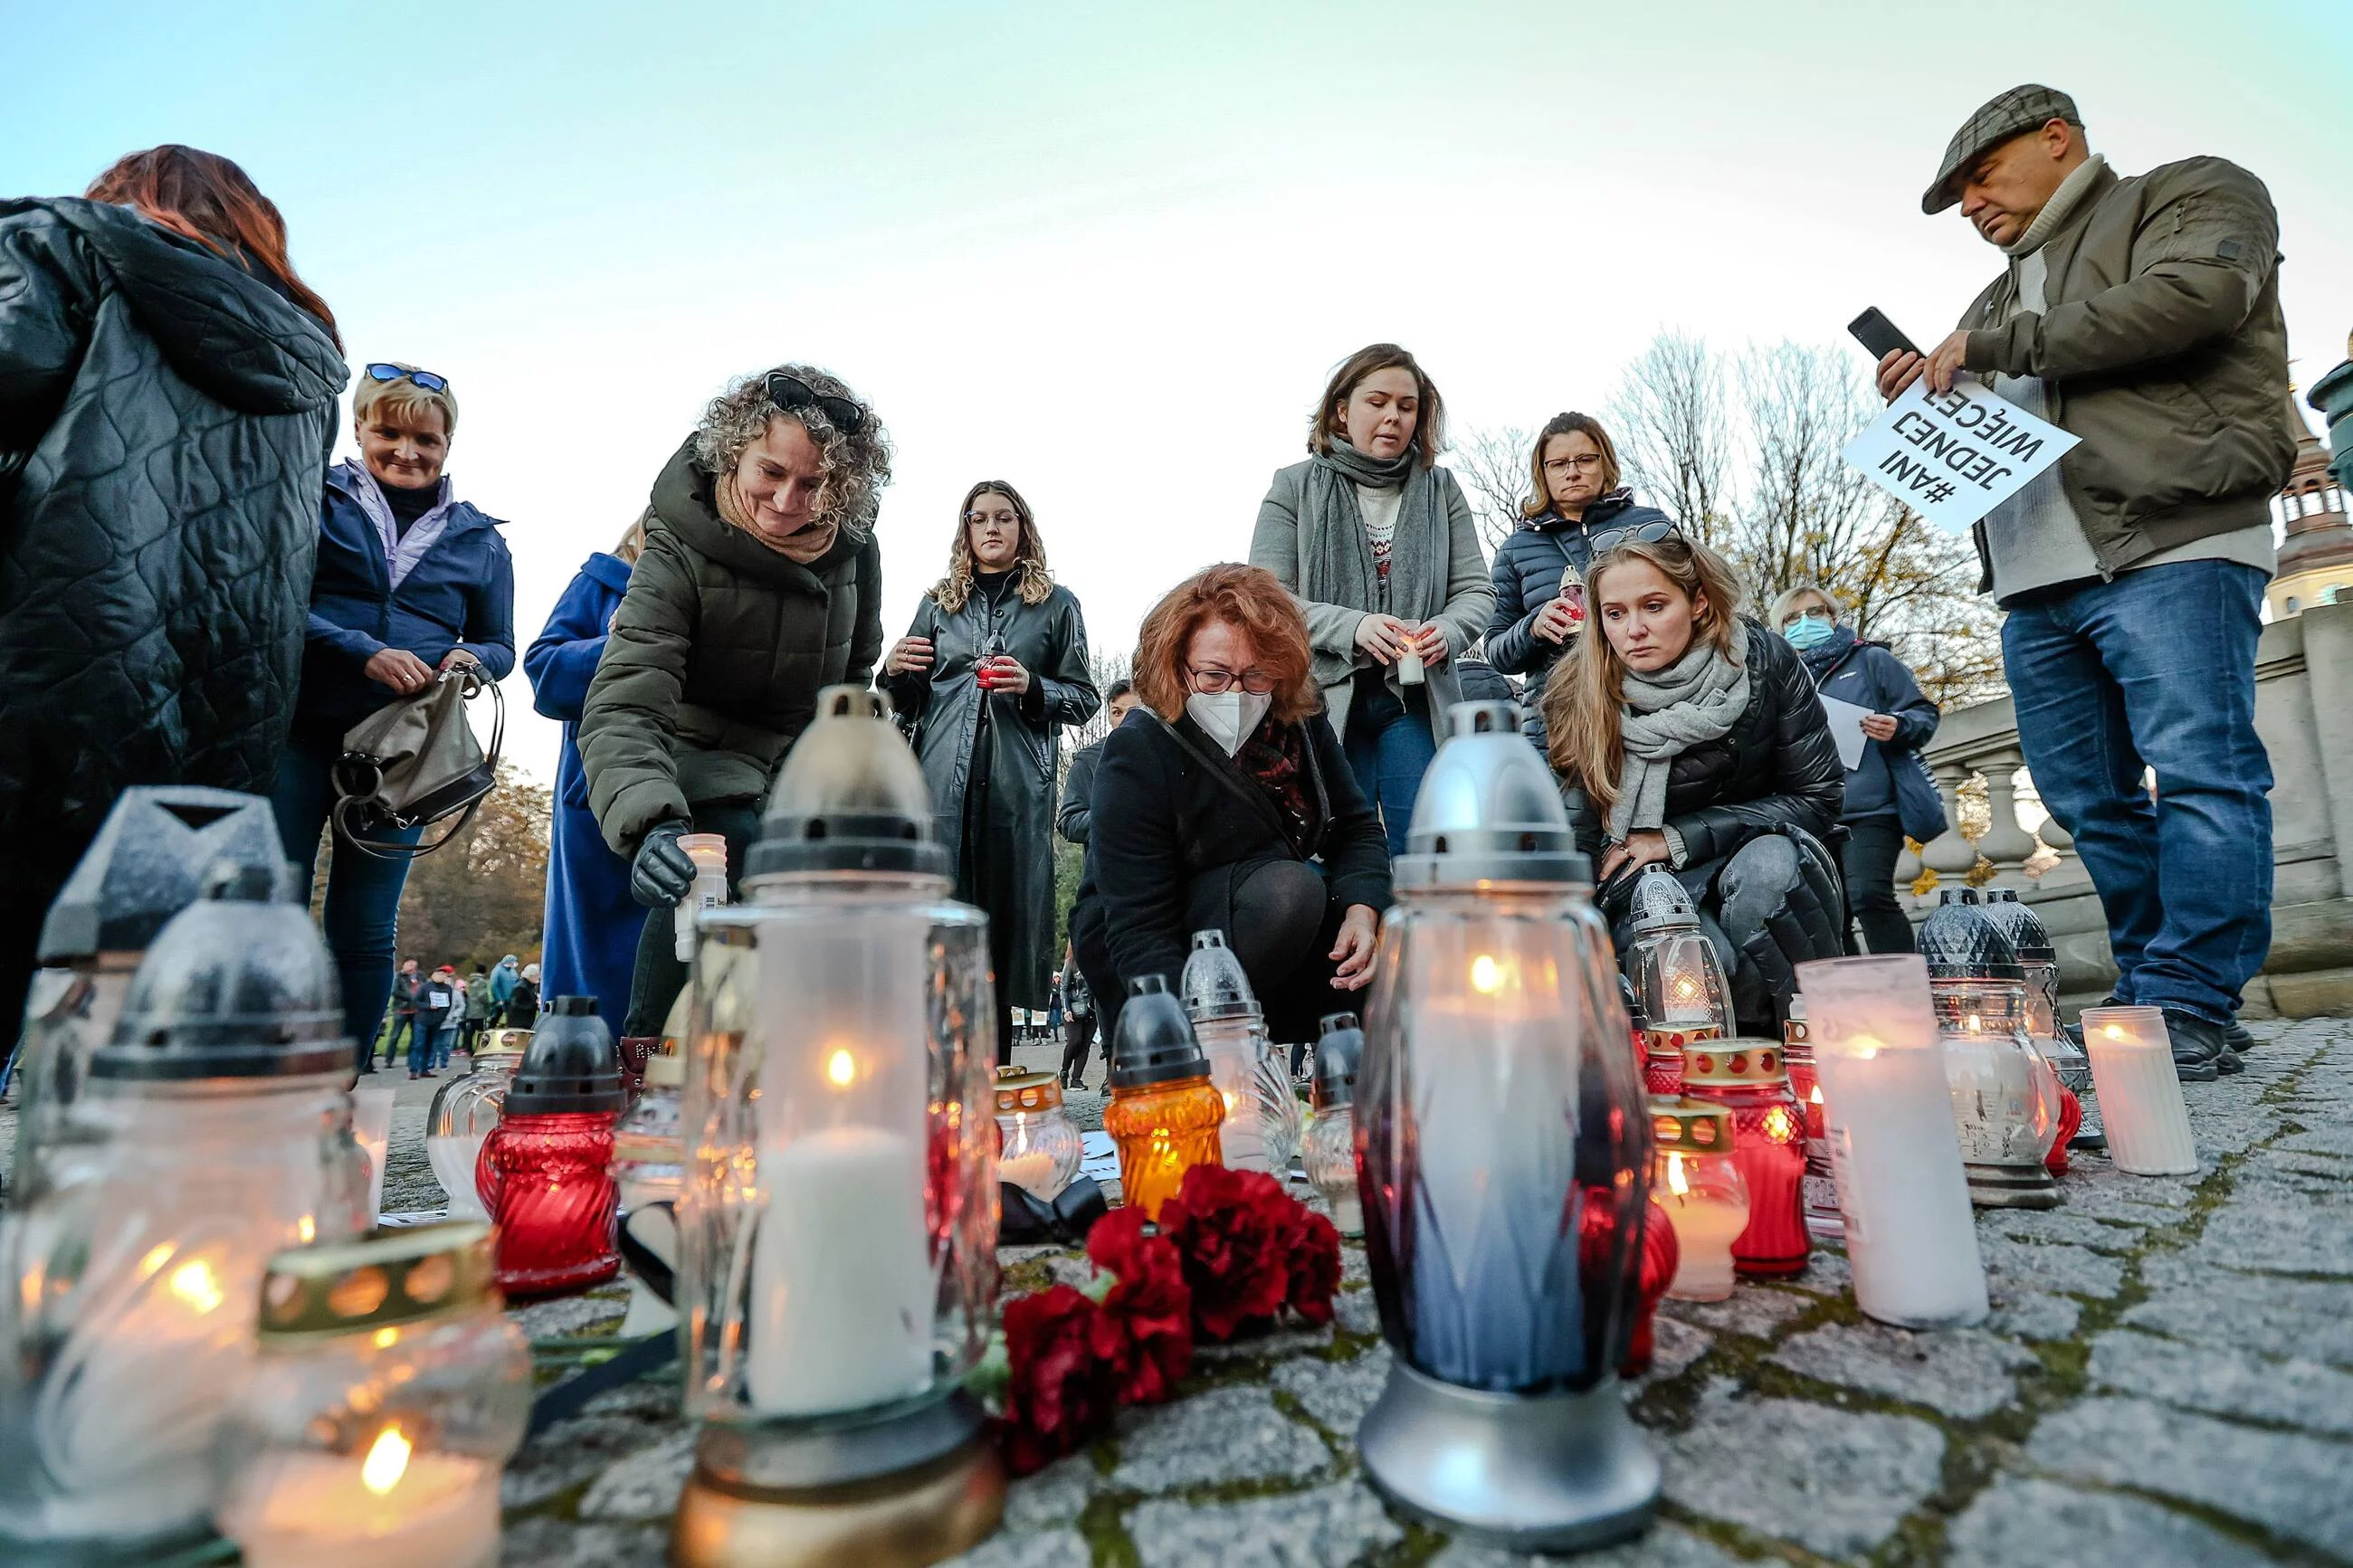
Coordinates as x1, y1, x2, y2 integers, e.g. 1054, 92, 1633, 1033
1446, 425, 1537, 555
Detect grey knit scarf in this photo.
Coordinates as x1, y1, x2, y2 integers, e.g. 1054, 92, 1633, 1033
1607, 639, 1750, 843
1295, 443, 1445, 637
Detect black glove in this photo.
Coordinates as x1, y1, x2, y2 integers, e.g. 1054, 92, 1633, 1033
631, 822, 697, 908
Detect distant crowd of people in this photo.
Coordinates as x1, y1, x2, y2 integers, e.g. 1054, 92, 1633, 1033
374, 955, 541, 1079
3, 81, 2301, 1083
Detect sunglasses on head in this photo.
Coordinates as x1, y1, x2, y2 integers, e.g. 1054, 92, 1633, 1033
1586, 518, 1682, 556
364, 363, 448, 392
765, 372, 867, 436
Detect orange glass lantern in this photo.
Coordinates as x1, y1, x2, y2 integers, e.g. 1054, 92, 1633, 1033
1679, 1040, 1808, 1278
1102, 976, 1224, 1221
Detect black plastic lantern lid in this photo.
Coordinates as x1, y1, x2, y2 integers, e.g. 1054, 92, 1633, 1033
1977, 887, 2057, 965
95, 863, 349, 1081
1312, 1012, 1362, 1109
39, 786, 285, 963
1919, 887, 2025, 981
1108, 975, 1210, 1089
747, 686, 948, 881
505, 995, 625, 1114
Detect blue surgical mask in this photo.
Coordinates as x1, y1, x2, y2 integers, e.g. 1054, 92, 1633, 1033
1783, 613, 1836, 651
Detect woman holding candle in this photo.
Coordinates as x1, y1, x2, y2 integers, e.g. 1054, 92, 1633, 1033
580, 365, 892, 1039
884, 481, 1100, 1066
1250, 343, 1495, 856
1071, 564, 1391, 1052
1542, 531, 1846, 1031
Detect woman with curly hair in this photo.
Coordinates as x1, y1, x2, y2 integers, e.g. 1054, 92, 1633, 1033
884, 481, 1099, 1064
1069, 564, 1388, 1050
580, 365, 893, 1036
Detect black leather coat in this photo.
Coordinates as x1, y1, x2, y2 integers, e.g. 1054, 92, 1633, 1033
1566, 621, 1844, 873
0, 197, 346, 907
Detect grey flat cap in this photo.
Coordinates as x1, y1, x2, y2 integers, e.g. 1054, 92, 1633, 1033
1923, 84, 2081, 214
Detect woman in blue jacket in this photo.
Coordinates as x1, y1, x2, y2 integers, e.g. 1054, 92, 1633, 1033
525, 525, 644, 1039
1772, 583, 1940, 955
271, 364, 515, 1060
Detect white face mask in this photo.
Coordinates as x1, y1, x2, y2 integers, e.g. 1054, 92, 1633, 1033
1186, 690, 1272, 755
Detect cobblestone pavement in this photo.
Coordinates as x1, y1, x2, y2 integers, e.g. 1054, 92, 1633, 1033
7, 1022, 2348, 1565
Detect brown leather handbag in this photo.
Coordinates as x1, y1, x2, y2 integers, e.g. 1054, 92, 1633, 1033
332, 668, 504, 857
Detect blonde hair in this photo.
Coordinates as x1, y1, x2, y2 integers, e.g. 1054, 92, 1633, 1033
1541, 535, 1748, 815
1768, 581, 1839, 627
615, 511, 650, 565
930, 480, 1054, 613
353, 362, 458, 436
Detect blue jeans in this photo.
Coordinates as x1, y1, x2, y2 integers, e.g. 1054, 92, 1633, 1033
1343, 674, 1438, 859
271, 733, 423, 1060
2001, 561, 2273, 1024
433, 1024, 458, 1069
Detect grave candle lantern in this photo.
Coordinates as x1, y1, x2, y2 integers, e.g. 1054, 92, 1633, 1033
670, 688, 1002, 1568
1920, 892, 2062, 1210
1784, 995, 1842, 1240
2081, 1006, 2199, 1176
1649, 1104, 1750, 1302
1357, 701, 1657, 1552
1678, 1040, 1809, 1278
479, 997, 625, 1293
993, 1070, 1082, 1199
1103, 978, 1225, 1220
425, 1028, 529, 1221
1981, 889, 2098, 1159
1302, 1011, 1365, 1236
1179, 930, 1299, 1173
0, 866, 365, 1561
1624, 869, 1729, 1098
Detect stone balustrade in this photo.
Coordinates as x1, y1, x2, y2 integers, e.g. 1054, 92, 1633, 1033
1908, 597, 2353, 1017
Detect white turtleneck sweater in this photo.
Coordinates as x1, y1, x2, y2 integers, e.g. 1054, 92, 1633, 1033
1979, 154, 2274, 603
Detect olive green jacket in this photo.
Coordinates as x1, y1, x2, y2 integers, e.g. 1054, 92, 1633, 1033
580, 439, 883, 855
1958, 157, 2299, 585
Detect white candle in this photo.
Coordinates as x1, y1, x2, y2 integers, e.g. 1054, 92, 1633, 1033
350, 1086, 395, 1222
1195, 1020, 1271, 1173
747, 1125, 934, 1416
1659, 1155, 1748, 1302
1796, 955, 1988, 1329
427, 1133, 488, 1220
2082, 1006, 2198, 1176
674, 833, 730, 961
220, 1440, 500, 1568
997, 1150, 1060, 1196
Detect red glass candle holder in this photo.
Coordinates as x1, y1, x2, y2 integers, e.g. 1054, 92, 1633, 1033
1640, 1024, 1720, 1100
1681, 1041, 1808, 1278
2045, 1084, 2082, 1174
480, 1111, 621, 1295
1575, 1183, 1679, 1379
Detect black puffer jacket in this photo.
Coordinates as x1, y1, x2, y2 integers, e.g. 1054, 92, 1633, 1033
1564, 621, 1844, 871
0, 197, 346, 906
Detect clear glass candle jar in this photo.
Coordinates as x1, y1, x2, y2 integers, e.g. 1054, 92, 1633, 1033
1104, 977, 1225, 1221
0, 870, 364, 1560
424, 1028, 529, 1221
1929, 980, 2061, 1209
1649, 1104, 1751, 1302
1180, 929, 1300, 1174
1301, 1012, 1364, 1236
994, 1070, 1082, 1199
1625, 870, 1730, 1099
1680, 1040, 1809, 1278
214, 1222, 530, 1568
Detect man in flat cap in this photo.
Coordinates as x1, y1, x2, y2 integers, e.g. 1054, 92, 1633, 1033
1878, 86, 2298, 1080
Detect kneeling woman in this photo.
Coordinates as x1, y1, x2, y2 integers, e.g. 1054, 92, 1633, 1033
580, 365, 891, 1038
1543, 532, 1845, 1031
1072, 565, 1390, 1049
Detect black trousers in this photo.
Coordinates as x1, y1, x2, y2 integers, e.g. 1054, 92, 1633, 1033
1060, 1012, 1097, 1085
1841, 814, 1915, 955
1078, 857, 1346, 1059
624, 800, 763, 1040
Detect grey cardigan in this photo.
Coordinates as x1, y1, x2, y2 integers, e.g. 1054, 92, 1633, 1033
1249, 457, 1495, 742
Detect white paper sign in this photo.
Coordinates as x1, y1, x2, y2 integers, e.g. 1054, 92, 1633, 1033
1816, 692, 1871, 771
1079, 1130, 1121, 1185
1842, 377, 2079, 531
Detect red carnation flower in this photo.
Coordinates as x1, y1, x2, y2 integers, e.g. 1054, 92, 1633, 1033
1000, 1285, 1115, 1475
1085, 1208, 1193, 1404
1284, 1208, 1342, 1326
1157, 1164, 1304, 1341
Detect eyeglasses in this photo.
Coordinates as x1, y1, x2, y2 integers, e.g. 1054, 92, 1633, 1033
1586, 518, 1681, 555
1542, 453, 1605, 473
1782, 608, 1834, 628
964, 508, 1022, 529
365, 363, 448, 392
1188, 666, 1277, 695
766, 371, 868, 436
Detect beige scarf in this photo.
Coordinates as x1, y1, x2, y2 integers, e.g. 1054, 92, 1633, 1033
716, 473, 839, 564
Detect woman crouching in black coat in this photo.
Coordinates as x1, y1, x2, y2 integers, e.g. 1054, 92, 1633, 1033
1543, 529, 1846, 1031
1071, 564, 1391, 1050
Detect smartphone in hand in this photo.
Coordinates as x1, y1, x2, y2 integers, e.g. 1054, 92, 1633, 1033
1847, 307, 1920, 362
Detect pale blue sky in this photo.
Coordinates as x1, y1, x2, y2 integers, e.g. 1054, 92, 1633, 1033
10, 0, 2349, 782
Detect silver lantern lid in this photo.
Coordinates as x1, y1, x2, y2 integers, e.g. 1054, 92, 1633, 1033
1919, 888, 2026, 982
1181, 929, 1261, 1023
38, 786, 284, 964
1393, 701, 1590, 890
1978, 889, 2056, 966
746, 685, 948, 882
1628, 865, 1701, 936
95, 861, 349, 1081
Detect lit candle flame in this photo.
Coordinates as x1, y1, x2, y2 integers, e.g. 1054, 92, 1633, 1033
167, 1260, 223, 1316
1671, 974, 1698, 1003
1809, 1085, 1823, 1106
2102, 1024, 2125, 1041
296, 1215, 316, 1244
825, 1049, 856, 1088
1966, 1013, 1983, 1032
1469, 955, 1503, 994
1665, 1152, 1689, 1196
361, 1424, 411, 1497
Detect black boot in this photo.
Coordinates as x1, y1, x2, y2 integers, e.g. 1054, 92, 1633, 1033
2161, 1010, 2233, 1081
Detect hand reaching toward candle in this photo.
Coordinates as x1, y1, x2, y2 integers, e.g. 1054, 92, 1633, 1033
1598, 830, 1672, 884
1329, 905, 1379, 990
1405, 623, 1450, 668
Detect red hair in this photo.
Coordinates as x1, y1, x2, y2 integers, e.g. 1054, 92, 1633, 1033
1133, 565, 1319, 727
86, 146, 340, 347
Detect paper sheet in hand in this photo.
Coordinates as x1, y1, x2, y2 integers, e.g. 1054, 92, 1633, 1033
1842, 377, 2078, 531
1817, 693, 1871, 771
